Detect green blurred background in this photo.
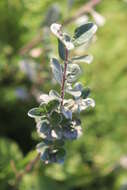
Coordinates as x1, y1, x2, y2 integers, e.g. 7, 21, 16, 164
0, 0, 127, 189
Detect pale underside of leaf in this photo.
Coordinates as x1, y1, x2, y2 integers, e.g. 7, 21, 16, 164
76, 98, 95, 112
65, 82, 83, 97
40, 94, 52, 103
73, 23, 97, 47
36, 142, 48, 154
49, 90, 61, 101
50, 23, 74, 50
66, 88, 81, 97
71, 55, 93, 64
50, 58, 63, 84
62, 107, 72, 120
66, 63, 81, 83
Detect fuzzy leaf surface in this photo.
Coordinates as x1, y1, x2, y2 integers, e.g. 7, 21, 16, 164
51, 58, 63, 84
72, 55, 93, 64
73, 23, 97, 46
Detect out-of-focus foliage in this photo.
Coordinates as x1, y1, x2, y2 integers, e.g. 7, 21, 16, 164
0, 0, 127, 190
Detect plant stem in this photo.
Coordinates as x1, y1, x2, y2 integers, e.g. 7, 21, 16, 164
61, 48, 69, 106
14, 153, 40, 186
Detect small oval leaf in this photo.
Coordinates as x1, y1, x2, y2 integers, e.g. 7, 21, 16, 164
28, 106, 47, 118
58, 39, 66, 60
72, 55, 93, 64
50, 111, 62, 125
46, 99, 60, 112
73, 22, 97, 46
49, 90, 61, 101
81, 87, 91, 99
66, 63, 81, 83
50, 23, 74, 50
50, 58, 63, 84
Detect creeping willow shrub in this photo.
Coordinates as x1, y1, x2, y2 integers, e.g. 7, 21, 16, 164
28, 22, 97, 164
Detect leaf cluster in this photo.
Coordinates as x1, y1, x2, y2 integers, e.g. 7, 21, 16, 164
28, 22, 97, 164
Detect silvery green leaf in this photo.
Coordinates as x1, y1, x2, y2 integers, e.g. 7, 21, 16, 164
50, 23, 74, 50
50, 23, 62, 38
63, 120, 82, 140
40, 148, 50, 164
50, 111, 62, 125
40, 92, 61, 104
46, 99, 60, 112
66, 87, 81, 97
63, 127, 78, 140
50, 58, 63, 84
66, 63, 81, 83
36, 142, 48, 154
65, 82, 82, 97
29, 99, 59, 120
37, 120, 50, 139
67, 74, 76, 83
63, 99, 79, 113
49, 90, 61, 101
68, 97, 95, 113
67, 63, 81, 76
58, 39, 66, 60
63, 99, 75, 109
28, 106, 47, 118
73, 82, 83, 91
81, 87, 91, 99
73, 23, 97, 46
72, 55, 93, 64
83, 98, 95, 107
77, 98, 95, 111
40, 147, 66, 164
62, 107, 72, 120
71, 104, 78, 113
71, 120, 82, 138
40, 94, 52, 103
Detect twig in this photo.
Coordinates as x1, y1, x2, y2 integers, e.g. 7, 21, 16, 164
19, 31, 43, 56
19, 0, 101, 56
63, 0, 101, 25
14, 153, 40, 186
